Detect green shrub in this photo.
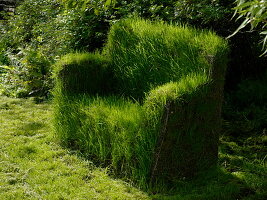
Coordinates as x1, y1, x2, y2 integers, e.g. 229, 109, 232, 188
0, 0, 115, 97
223, 72, 267, 137
0, 0, 71, 97
0, 48, 53, 97
63, 7, 110, 52
0, 65, 28, 97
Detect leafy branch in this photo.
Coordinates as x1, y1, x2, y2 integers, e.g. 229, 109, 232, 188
229, 0, 267, 56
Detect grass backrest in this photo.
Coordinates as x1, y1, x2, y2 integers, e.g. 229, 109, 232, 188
104, 18, 228, 100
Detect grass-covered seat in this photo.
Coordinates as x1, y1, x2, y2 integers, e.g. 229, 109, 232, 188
53, 18, 229, 189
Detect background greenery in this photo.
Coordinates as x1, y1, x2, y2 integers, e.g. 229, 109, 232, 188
0, 0, 266, 98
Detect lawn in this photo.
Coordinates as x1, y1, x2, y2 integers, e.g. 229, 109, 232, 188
0, 96, 150, 199
0, 96, 266, 199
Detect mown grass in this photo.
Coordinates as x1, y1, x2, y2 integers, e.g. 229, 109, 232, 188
0, 95, 266, 199
0, 96, 149, 199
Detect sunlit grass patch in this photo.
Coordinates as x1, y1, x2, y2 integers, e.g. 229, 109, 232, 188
0, 96, 150, 199
219, 134, 267, 199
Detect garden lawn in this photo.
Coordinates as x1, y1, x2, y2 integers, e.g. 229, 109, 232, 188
0, 96, 266, 199
0, 96, 150, 199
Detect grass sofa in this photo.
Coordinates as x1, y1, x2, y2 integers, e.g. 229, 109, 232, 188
53, 18, 229, 189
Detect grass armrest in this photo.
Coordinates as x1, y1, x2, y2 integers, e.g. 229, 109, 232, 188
143, 74, 222, 184
53, 52, 113, 96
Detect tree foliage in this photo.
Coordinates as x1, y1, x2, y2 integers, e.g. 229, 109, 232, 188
230, 0, 267, 56
0, 0, 266, 97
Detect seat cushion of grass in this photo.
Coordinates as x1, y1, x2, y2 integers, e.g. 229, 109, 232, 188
57, 95, 145, 170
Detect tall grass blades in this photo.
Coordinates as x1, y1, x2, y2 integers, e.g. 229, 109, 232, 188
53, 52, 113, 96
105, 18, 228, 100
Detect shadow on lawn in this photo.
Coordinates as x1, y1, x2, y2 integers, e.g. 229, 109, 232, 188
61, 131, 266, 199
150, 166, 255, 200
126, 133, 266, 199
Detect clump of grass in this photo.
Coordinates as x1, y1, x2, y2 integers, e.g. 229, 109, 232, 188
144, 73, 209, 111
53, 72, 214, 189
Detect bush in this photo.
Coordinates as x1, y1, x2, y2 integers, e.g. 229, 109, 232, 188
223, 72, 267, 137
63, 8, 110, 52
0, 48, 53, 97
0, 0, 73, 97
0, 0, 116, 97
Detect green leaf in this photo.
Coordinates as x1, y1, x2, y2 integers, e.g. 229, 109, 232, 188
0, 65, 12, 70
260, 32, 267, 51
104, 0, 116, 10
227, 18, 250, 39
260, 47, 267, 57
105, 0, 112, 7
94, 8, 100, 15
